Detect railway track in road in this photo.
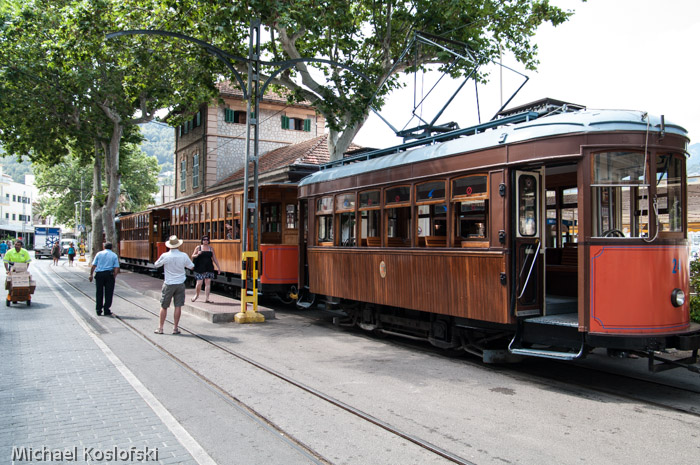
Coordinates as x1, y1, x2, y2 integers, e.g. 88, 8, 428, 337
43, 266, 478, 465
281, 302, 700, 418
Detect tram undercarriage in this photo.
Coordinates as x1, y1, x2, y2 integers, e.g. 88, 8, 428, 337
326, 298, 700, 372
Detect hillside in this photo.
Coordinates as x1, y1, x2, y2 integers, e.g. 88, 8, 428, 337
688, 143, 700, 176
0, 121, 175, 185
139, 121, 175, 184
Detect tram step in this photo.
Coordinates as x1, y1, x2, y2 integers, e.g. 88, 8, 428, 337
508, 345, 584, 361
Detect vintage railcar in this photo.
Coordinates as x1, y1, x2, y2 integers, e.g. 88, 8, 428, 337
297, 103, 700, 369
117, 183, 300, 302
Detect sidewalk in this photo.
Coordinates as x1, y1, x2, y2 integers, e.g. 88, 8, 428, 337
0, 272, 202, 464
76, 255, 275, 322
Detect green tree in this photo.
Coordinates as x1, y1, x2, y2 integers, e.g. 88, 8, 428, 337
31, 196, 56, 225
167, 0, 574, 160
0, 0, 219, 254
33, 144, 160, 228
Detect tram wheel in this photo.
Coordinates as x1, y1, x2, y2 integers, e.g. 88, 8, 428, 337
276, 285, 298, 305
5, 299, 9, 307
26, 300, 31, 307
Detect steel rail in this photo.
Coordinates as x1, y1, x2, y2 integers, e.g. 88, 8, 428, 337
49, 267, 478, 465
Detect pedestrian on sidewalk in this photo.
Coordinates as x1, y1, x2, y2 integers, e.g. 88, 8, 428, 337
4, 240, 31, 272
153, 235, 194, 335
51, 242, 61, 266
191, 235, 220, 303
0, 240, 7, 260
89, 242, 120, 316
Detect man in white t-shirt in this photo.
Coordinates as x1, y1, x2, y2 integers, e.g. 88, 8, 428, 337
153, 235, 194, 335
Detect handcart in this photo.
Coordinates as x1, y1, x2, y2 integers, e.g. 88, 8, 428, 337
5, 262, 35, 306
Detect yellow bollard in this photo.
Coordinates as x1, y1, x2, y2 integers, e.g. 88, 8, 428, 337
235, 251, 265, 324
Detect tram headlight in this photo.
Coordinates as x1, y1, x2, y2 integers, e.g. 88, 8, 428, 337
671, 289, 685, 307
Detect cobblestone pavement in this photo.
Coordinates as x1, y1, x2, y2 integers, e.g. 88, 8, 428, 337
0, 271, 201, 465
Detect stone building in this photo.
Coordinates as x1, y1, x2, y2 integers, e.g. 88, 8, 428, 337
174, 82, 325, 200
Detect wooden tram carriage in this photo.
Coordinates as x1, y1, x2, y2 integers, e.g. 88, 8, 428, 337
117, 184, 300, 302
298, 102, 700, 369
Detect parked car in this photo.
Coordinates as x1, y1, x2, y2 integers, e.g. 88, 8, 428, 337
60, 238, 75, 255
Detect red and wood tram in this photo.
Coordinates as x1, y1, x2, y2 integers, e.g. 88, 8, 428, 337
117, 183, 300, 302
297, 103, 700, 370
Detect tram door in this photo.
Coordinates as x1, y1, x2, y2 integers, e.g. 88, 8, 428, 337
514, 170, 544, 316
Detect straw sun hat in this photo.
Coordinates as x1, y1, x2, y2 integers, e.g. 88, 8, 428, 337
165, 235, 183, 248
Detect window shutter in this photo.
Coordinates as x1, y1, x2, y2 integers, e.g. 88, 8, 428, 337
195, 111, 201, 127
281, 115, 289, 129
304, 118, 311, 132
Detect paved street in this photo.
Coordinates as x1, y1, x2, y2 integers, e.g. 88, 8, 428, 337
1, 256, 699, 465
0, 261, 204, 465
0, 257, 322, 465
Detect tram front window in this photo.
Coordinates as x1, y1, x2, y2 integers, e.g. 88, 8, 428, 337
656, 154, 683, 232
592, 151, 648, 237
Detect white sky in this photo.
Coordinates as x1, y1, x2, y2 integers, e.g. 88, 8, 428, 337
354, 0, 700, 148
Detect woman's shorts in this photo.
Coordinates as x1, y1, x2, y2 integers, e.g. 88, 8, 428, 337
195, 272, 215, 280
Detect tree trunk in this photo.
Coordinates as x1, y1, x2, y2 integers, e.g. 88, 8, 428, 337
328, 115, 369, 161
90, 143, 104, 257
101, 122, 122, 246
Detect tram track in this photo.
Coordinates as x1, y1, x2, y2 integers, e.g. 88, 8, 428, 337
282, 302, 700, 417
45, 266, 478, 465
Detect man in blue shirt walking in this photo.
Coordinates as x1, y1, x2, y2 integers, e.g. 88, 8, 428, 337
89, 242, 120, 316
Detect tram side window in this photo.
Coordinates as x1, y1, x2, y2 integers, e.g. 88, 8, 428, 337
385, 186, 411, 247
335, 194, 356, 246
592, 151, 648, 237
286, 204, 298, 230
452, 175, 488, 246
561, 188, 578, 245
656, 154, 683, 233
262, 204, 281, 233
359, 190, 381, 246
316, 196, 333, 245
457, 200, 488, 240
416, 181, 446, 247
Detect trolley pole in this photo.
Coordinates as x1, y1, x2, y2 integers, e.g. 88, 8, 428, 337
236, 19, 264, 324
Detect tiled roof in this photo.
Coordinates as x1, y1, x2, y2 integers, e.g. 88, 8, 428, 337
216, 81, 312, 106
214, 134, 362, 187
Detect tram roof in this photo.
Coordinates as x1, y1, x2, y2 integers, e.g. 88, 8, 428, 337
299, 109, 687, 187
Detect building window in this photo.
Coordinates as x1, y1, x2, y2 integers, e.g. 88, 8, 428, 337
192, 153, 199, 189
281, 115, 311, 132
225, 109, 249, 124
180, 159, 187, 191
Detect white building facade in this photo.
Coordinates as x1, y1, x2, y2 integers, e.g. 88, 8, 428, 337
0, 167, 37, 242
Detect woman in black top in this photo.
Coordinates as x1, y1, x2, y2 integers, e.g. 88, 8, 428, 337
191, 236, 221, 303
51, 242, 61, 266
